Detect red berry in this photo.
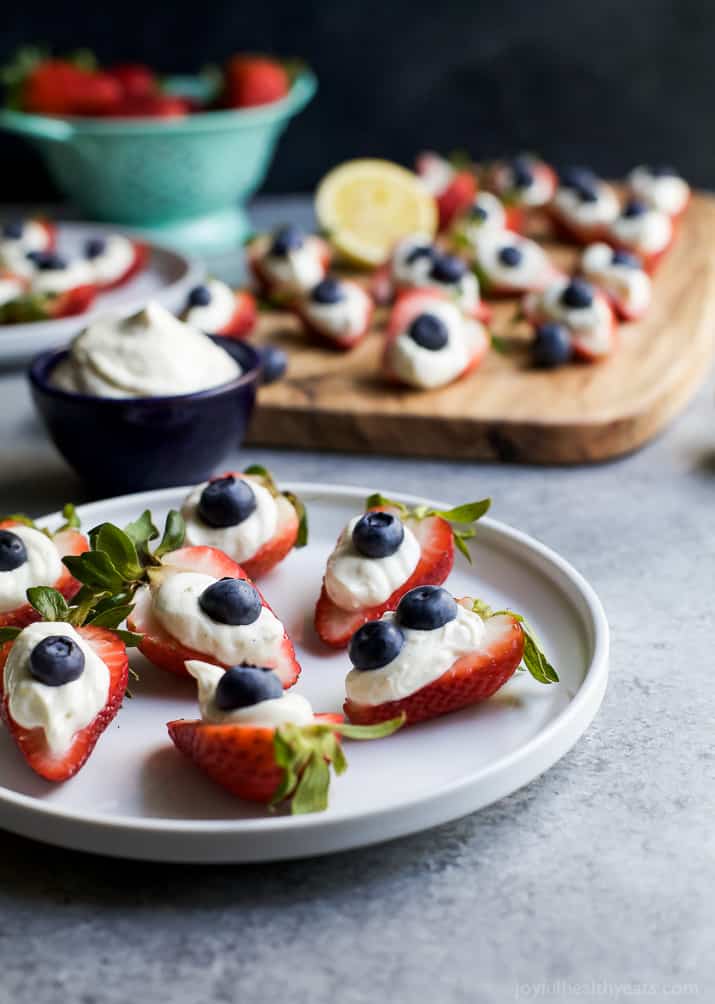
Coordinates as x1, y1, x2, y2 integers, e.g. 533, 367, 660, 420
223, 56, 290, 108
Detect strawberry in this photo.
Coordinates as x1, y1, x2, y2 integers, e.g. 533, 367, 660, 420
383, 288, 489, 385
168, 710, 402, 811
182, 466, 307, 579
247, 231, 331, 302
0, 514, 88, 629
127, 545, 301, 684
294, 278, 374, 351
21, 59, 91, 115
95, 241, 148, 291
314, 494, 490, 648
0, 284, 97, 324
0, 623, 129, 781
523, 281, 618, 363
107, 63, 157, 100
344, 597, 558, 727
222, 56, 290, 109
415, 152, 477, 231
216, 290, 258, 340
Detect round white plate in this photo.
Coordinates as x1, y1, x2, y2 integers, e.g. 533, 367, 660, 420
0, 483, 608, 862
0, 222, 204, 366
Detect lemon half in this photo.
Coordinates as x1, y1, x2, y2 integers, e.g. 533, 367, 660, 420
315, 158, 438, 268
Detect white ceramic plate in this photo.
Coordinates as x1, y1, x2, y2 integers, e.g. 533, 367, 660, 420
0, 222, 204, 366
0, 483, 608, 862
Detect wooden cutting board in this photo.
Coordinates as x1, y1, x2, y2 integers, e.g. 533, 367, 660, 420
246, 193, 715, 464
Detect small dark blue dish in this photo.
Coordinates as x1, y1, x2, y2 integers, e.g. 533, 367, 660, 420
29, 338, 261, 495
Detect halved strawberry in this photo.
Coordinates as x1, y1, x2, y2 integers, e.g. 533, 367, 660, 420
127, 545, 301, 684
315, 507, 455, 649
383, 288, 489, 384
168, 712, 343, 805
96, 240, 149, 291
0, 624, 129, 781
294, 280, 374, 351
247, 234, 331, 302
522, 285, 618, 362
0, 520, 88, 629
415, 152, 477, 231
214, 290, 258, 339
0, 284, 98, 324
345, 611, 525, 726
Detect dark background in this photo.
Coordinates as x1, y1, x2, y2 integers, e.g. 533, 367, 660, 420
2, 0, 713, 199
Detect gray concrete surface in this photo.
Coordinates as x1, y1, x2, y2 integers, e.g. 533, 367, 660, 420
0, 199, 711, 1004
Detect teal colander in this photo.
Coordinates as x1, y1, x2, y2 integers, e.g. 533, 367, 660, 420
0, 71, 317, 253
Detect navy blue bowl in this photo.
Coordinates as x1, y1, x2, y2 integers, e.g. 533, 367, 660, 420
29, 338, 261, 494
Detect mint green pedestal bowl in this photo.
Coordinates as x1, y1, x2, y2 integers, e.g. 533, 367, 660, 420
0, 71, 316, 254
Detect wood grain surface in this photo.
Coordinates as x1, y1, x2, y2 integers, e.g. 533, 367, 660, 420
246, 194, 715, 464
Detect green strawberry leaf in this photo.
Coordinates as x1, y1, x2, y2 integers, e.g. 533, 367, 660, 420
91, 523, 143, 581
63, 551, 126, 594
431, 499, 491, 524
57, 503, 80, 531
0, 626, 21, 643
364, 492, 409, 516
325, 716, 405, 741
124, 510, 159, 563
490, 333, 512, 355
284, 491, 308, 547
113, 629, 143, 648
477, 602, 559, 685
0, 513, 36, 529
243, 463, 278, 494
27, 586, 69, 622
86, 602, 135, 631
154, 510, 185, 559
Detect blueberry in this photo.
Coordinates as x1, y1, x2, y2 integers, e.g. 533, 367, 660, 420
0, 530, 27, 572
214, 665, 283, 710
84, 237, 107, 259
561, 277, 593, 309
188, 284, 211, 307
395, 585, 458, 631
612, 248, 642, 268
560, 166, 596, 190
533, 322, 572, 368
198, 577, 262, 626
349, 619, 405, 671
429, 254, 467, 284
198, 475, 256, 528
575, 181, 599, 203
408, 313, 449, 351
623, 199, 647, 218
29, 636, 85, 687
498, 245, 523, 267
651, 164, 677, 178
311, 277, 344, 304
352, 511, 404, 559
511, 156, 534, 188
469, 204, 488, 221
26, 250, 66, 271
405, 244, 435, 265
2, 220, 24, 239
271, 224, 304, 257
260, 345, 288, 384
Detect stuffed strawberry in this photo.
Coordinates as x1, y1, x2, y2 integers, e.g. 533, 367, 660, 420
548, 167, 620, 245
1, 218, 56, 263
0, 508, 88, 629
344, 588, 558, 726
84, 234, 148, 290
581, 244, 652, 322
182, 280, 257, 339
626, 165, 690, 221
179, 466, 307, 579
384, 289, 489, 389
415, 151, 477, 231
247, 224, 330, 302
0, 585, 132, 782
314, 492, 490, 648
450, 192, 520, 261
485, 154, 558, 227
127, 546, 300, 682
168, 660, 402, 812
469, 230, 562, 297
294, 276, 374, 350
602, 200, 673, 275
0, 251, 97, 323
523, 277, 617, 363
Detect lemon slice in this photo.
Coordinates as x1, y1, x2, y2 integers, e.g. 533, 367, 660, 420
315, 158, 438, 267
